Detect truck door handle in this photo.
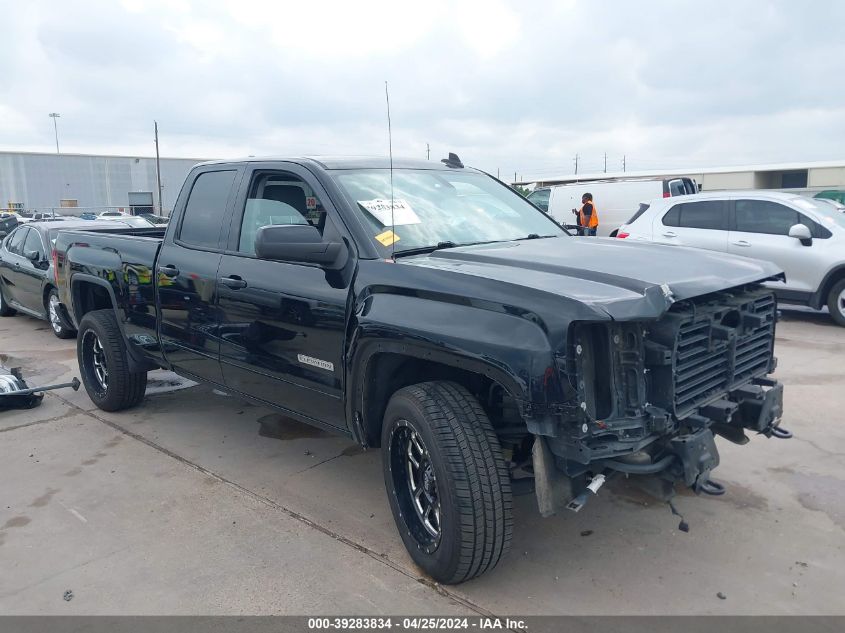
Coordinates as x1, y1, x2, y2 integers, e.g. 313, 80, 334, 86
662, 231, 677, 238
732, 240, 751, 247
219, 275, 247, 289
158, 265, 179, 278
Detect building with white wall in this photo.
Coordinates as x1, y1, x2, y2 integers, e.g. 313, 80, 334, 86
515, 160, 845, 194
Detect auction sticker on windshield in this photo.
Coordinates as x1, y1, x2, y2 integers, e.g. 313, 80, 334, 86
374, 229, 400, 246
359, 199, 421, 226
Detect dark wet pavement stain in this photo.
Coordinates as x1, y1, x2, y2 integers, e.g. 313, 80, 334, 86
257, 413, 331, 440
3, 516, 31, 529
29, 487, 60, 508
708, 481, 769, 511
104, 435, 123, 449
64, 467, 82, 477
791, 473, 845, 529
341, 445, 366, 457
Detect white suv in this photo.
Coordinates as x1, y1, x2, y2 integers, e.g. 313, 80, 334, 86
618, 190, 845, 326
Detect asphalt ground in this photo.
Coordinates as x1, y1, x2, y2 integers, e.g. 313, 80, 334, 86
0, 307, 843, 615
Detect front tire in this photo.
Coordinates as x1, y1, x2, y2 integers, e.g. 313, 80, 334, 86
0, 283, 15, 316
381, 381, 512, 584
77, 309, 147, 411
827, 279, 845, 327
47, 288, 75, 339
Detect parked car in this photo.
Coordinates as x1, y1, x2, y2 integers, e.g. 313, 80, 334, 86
0, 213, 18, 239
97, 211, 128, 218
78, 212, 99, 220
527, 177, 698, 237
98, 215, 156, 228
617, 190, 845, 325
55, 156, 789, 584
144, 214, 170, 227
19, 211, 68, 222
0, 219, 141, 337
814, 190, 845, 205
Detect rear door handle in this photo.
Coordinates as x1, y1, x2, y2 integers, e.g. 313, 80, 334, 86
157, 265, 179, 278
219, 275, 247, 289
662, 231, 677, 238
732, 240, 751, 247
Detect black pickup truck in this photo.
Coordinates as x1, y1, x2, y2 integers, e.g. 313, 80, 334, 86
54, 155, 790, 584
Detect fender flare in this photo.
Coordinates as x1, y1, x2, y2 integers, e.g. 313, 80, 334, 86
345, 337, 528, 445
70, 274, 156, 372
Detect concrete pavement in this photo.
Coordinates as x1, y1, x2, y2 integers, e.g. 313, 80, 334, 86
1, 308, 843, 615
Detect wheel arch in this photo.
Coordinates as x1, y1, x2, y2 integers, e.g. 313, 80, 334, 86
350, 341, 526, 448
812, 265, 845, 310
71, 275, 158, 372
71, 274, 122, 328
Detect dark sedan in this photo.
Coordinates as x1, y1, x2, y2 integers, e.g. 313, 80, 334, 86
0, 213, 18, 238
0, 219, 130, 338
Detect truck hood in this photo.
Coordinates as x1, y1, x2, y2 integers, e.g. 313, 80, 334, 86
401, 236, 784, 320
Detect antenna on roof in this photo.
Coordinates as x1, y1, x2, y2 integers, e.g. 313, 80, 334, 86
385, 81, 396, 261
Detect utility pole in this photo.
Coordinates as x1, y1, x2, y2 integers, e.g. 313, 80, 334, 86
574, 154, 579, 175
497, 168, 500, 179
604, 152, 607, 173
622, 155, 626, 172
426, 143, 430, 160
514, 171, 517, 183
48, 113, 61, 153
154, 121, 163, 214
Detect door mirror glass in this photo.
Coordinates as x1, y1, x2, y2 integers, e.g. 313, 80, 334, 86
788, 223, 812, 244
255, 224, 345, 269
25, 249, 40, 261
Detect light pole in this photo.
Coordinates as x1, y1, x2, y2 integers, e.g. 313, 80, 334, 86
48, 112, 61, 153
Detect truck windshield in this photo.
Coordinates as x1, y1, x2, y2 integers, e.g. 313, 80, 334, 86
332, 169, 564, 254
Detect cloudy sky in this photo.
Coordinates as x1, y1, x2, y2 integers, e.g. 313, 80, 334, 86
1, 0, 843, 180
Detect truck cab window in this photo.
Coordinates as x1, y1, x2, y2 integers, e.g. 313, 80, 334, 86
237, 173, 327, 255
179, 170, 237, 249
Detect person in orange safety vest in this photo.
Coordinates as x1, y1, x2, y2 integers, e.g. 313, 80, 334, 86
574, 193, 598, 236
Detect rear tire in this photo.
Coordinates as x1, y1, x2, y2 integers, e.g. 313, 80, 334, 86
77, 309, 147, 411
47, 288, 75, 339
381, 381, 513, 584
828, 279, 845, 327
0, 284, 15, 316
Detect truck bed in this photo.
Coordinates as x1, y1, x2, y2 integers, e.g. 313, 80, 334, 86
54, 225, 167, 367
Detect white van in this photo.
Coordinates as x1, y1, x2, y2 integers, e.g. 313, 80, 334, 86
527, 177, 698, 237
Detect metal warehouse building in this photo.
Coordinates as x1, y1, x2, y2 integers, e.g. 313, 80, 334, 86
516, 159, 845, 194
0, 150, 209, 215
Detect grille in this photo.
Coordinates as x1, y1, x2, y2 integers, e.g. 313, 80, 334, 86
670, 291, 775, 418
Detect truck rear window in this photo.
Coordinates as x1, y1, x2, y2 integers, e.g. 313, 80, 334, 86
179, 170, 238, 249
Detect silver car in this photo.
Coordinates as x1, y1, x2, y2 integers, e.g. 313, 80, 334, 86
617, 190, 845, 326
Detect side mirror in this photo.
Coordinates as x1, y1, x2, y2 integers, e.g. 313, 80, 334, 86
788, 223, 812, 246
25, 250, 40, 261
255, 224, 345, 269
0, 231, 7, 240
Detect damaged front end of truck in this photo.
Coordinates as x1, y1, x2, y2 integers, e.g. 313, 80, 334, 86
526, 283, 791, 516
